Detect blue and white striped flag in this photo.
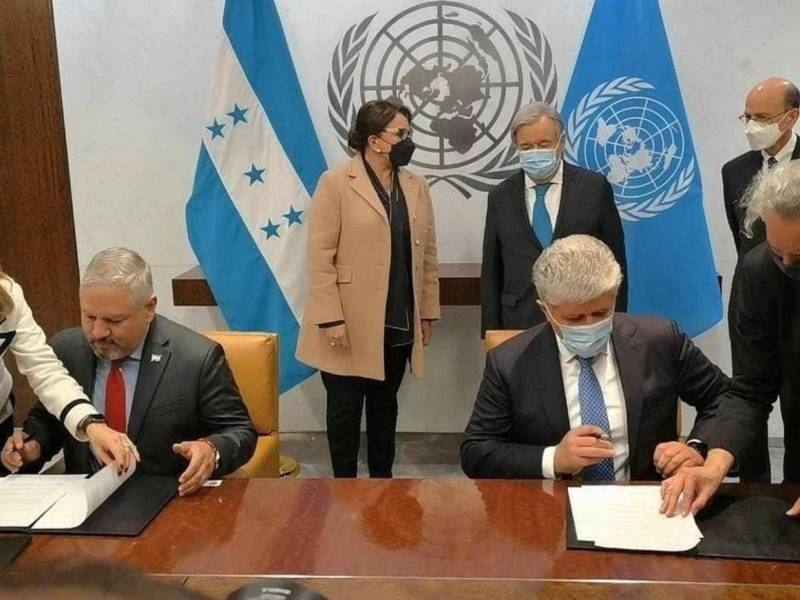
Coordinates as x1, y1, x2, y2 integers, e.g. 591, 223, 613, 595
186, 0, 326, 392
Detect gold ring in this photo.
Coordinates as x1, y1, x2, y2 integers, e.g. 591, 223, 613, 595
329, 340, 336, 346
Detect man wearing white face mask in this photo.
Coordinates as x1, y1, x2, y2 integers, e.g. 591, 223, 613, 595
462, 235, 727, 480
722, 77, 800, 482
481, 103, 627, 336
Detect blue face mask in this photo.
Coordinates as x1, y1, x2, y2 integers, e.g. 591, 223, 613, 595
544, 305, 614, 358
519, 148, 560, 180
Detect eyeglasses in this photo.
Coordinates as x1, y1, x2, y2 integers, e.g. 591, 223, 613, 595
382, 127, 413, 140
738, 109, 791, 125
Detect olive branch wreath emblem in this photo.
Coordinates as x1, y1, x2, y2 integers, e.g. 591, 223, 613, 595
327, 10, 558, 196
564, 76, 695, 221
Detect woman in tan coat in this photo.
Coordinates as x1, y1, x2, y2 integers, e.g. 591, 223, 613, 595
296, 100, 440, 477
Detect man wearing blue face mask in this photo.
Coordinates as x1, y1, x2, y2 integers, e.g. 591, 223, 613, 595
721, 77, 800, 482
462, 235, 727, 481
480, 103, 627, 336
662, 161, 800, 518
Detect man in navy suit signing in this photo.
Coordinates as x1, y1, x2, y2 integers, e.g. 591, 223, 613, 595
463, 235, 727, 481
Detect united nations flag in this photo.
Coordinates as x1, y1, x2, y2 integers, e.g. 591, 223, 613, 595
562, 0, 722, 336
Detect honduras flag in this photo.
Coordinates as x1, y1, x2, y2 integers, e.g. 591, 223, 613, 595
562, 0, 721, 336
186, 0, 326, 392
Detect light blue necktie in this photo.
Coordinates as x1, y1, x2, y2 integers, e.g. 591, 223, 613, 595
577, 355, 615, 481
531, 182, 553, 246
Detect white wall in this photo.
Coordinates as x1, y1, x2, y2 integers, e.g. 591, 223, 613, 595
53, 0, 799, 436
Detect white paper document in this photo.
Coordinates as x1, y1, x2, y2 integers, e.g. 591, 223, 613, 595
0, 463, 135, 530
568, 484, 702, 552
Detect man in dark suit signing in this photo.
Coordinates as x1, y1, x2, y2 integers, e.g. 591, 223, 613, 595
662, 161, 800, 519
1, 248, 256, 496
462, 235, 727, 481
481, 102, 627, 335
721, 77, 800, 481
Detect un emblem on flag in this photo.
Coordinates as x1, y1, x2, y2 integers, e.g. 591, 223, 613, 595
565, 77, 696, 221
328, 1, 558, 196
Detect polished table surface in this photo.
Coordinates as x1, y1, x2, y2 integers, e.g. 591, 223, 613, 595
183, 577, 800, 599
13, 479, 800, 585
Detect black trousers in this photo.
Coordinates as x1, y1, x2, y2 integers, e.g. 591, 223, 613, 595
728, 266, 772, 483
321, 343, 411, 478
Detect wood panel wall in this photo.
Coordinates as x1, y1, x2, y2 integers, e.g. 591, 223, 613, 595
0, 0, 81, 421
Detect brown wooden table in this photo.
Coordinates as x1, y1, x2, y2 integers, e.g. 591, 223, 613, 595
172, 263, 481, 306
183, 577, 800, 599
12, 479, 800, 590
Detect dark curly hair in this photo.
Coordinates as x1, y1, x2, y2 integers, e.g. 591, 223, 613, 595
347, 99, 412, 153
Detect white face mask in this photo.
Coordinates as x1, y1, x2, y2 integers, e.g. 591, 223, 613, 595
743, 116, 785, 151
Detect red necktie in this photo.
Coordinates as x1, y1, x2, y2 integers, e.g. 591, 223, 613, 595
105, 358, 127, 432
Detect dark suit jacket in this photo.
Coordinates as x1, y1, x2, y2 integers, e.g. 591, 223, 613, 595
23, 315, 257, 477
722, 136, 800, 259
480, 163, 628, 334
710, 244, 800, 483
461, 314, 728, 480
721, 139, 799, 481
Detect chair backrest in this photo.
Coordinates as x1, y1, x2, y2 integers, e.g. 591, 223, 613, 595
484, 330, 525, 352
202, 331, 278, 434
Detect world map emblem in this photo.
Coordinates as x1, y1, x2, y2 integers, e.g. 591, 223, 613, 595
328, 1, 558, 196
565, 77, 696, 221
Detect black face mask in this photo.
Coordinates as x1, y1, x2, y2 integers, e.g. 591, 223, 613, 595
770, 250, 800, 281
389, 137, 416, 168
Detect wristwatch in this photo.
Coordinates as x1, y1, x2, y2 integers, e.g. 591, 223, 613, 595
687, 440, 708, 460
199, 438, 221, 472
77, 414, 107, 436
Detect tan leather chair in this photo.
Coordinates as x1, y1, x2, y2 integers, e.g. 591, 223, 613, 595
484, 329, 683, 435
484, 329, 525, 352
203, 331, 280, 478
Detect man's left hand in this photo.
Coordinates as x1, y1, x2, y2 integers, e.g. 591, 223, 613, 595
653, 441, 703, 478
173, 440, 216, 496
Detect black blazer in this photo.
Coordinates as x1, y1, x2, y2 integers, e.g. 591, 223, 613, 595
23, 315, 257, 477
710, 244, 800, 483
480, 163, 628, 334
461, 314, 728, 480
722, 136, 800, 258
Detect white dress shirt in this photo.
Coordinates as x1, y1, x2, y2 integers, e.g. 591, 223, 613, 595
761, 133, 798, 170
541, 335, 630, 480
525, 161, 564, 229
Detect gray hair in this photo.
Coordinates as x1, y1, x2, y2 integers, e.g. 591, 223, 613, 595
533, 235, 623, 306
743, 161, 800, 236
510, 102, 563, 145
82, 247, 153, 303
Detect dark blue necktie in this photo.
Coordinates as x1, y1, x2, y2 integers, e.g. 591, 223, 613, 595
577, 356, 615, 481
531, 183, 553, 246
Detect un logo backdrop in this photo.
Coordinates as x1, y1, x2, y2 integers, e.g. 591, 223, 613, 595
281, 0, 592, 261
328, 1, 558, 195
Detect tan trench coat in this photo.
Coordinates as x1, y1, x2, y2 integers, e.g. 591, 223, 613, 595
296, 155, 440, 380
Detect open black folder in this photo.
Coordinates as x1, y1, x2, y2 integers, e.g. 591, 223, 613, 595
1, 473, 176, 537
0, 535, 31, 566
567, 490, 800, 561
